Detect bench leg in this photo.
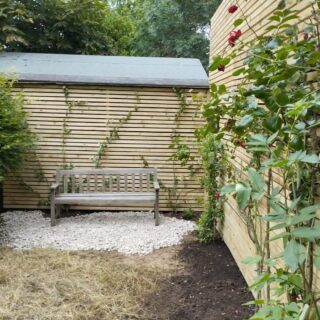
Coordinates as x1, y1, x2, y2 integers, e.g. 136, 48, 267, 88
50, 191, 56, 226
155, 192, 160, 226
56, 205, 61, 219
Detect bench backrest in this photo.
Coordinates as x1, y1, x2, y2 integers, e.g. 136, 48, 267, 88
56, 168, 158, 194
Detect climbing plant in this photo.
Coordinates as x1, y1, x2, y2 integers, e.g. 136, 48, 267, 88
61, 85, 86, 168
167, 88, 201, 213
93, 93, 140, 167
201, 1, 320, 318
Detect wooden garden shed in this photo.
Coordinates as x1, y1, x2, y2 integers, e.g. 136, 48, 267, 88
0, 52, 208, 212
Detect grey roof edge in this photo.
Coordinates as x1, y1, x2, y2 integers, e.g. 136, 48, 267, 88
5, 72, 209, 88
0, 52, 209, 88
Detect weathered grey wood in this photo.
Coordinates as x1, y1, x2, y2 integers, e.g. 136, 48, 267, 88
155, 188, 160, 226
71, 175, 75, 193
79, 175, 83, 193
50, 188, 56, 226
117, 174, 120, 191
102, 175, 106, 192
94, 175, 98, 192
147, 174, 150, 192
124, 174, 128, 191
64, 175, 68, 193
54, 199, 155, 206
58, 168, 157, 175
58, 192, 154, 197
50, 182, 60, 190
86, 175, 90, 192
51, 168, 160, 226
109, 175, 112, 192
131, 173, 136, 192
154, 181, 160, 190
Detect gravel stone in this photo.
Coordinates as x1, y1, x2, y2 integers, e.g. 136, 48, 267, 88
0, 211, 195, 255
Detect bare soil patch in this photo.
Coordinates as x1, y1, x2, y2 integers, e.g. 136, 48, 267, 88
144, 234, 254, 320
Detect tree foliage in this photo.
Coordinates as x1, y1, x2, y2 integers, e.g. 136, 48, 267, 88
0, 76, 35, 182
2, 0, 133, 55
128, 0, 221, 69
1, 0, 221, 67
0, 0, 32, 50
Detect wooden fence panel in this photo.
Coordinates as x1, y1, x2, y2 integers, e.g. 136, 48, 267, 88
3, 84, 207, 212
210, 0, 317, 287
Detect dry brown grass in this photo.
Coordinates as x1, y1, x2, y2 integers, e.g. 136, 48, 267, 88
0, 247, 166, 320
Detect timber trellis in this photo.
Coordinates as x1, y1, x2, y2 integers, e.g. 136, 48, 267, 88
210, 0, 319, 288
0, 53, 209, 213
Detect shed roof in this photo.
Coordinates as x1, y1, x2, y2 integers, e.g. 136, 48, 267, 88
0, 52, 208, 88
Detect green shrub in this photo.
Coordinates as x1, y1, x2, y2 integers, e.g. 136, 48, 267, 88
0, 76, 35, 182
182, 208, 194, 220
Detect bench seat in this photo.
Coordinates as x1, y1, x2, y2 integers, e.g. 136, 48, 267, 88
54, 192, 156, 206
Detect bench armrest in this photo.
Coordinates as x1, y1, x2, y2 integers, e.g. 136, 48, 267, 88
154, 181, 160, 191
50, 183, 60, 191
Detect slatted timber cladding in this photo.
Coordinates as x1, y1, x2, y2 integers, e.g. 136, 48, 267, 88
210, 0, 319, 288
4, 84, 208, 212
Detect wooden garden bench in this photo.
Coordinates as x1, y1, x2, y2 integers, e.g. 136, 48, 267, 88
50, 168, 160, 226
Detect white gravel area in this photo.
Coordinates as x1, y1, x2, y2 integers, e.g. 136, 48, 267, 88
0, 210, 195, 255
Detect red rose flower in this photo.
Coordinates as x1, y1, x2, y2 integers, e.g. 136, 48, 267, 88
218, 64, 225, 72
228, 5, 238, 13
239, 141, 246, 148
235, 29, 242, 38
214, 192, 220, 199
229, 31, 238, 39
228, 37, 236, 47
228, 29, 242, 47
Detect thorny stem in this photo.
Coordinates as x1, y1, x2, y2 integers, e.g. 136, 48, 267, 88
235, 0, 259, 38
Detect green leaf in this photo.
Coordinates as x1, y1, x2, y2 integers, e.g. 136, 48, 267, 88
269, 231, 290, 242
269, 15, 281, 22
286, 212, 316, 226
209, 56, 231, 71
209, 56, 223, 71
220, 184, 236, 195
242, 256, 262, 265
246, 96, 258, 109
262, 214, 284, 222
292, 227, 320, 241
266, 38, 281, 50
283, 240, 306, 272
246, 134, 268, 146
236, 114, 253, 129
232, 67, 246, 76
218, 85, 227, 95
243, 299, 264, 306
288, 151, 320, 164
248, 168, 265, 193
300, 204, 320, 215
267, 131, 279, 144
302, 154, 319, 164
234, 18, 244, 27
235, 183, 252, 210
